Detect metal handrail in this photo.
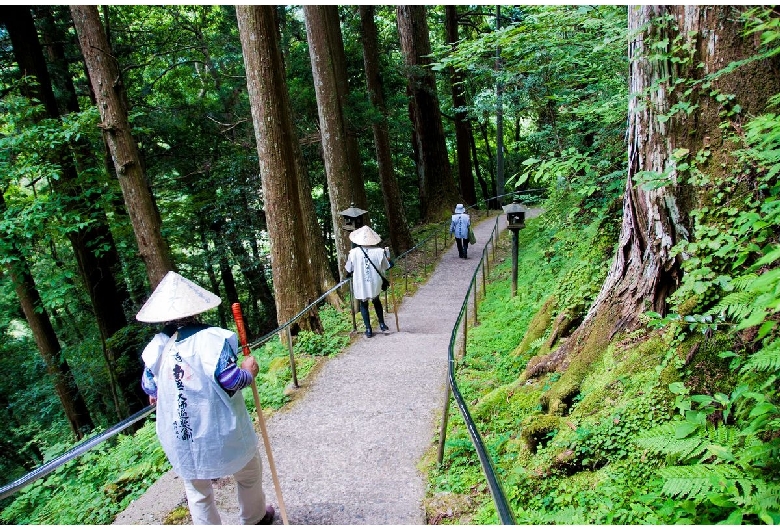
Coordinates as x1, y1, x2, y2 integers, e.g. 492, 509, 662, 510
0, 404, 156, 501
437, 213, 516, 524
0, 215, 458, 504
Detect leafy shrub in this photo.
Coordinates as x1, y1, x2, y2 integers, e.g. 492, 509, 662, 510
1, 421, 168, 525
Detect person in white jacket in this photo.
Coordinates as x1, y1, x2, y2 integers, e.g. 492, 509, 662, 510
137, 271, 274, 525
345, 226, 391, 338
450, 203, 471, 259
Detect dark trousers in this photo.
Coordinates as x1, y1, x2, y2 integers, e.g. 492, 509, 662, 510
359, 296, 384, 330
455, 238, 469, 258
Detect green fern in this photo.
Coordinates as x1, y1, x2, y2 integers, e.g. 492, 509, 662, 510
710, 289, 757, 321
707, 424, 746, 450
635, 423, 707, 461
635, 423, 747, 463
742, 338, 780, 372
657, 463, 741, 498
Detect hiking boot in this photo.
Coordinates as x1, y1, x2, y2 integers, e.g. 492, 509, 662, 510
256, 506, 275, 525
379, 323, 389, 334
365, 328, 373, 338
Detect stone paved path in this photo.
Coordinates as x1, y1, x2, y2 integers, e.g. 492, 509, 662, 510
114, 213, 507, 525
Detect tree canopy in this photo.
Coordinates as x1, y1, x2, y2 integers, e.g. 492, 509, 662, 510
1, 4, 779, 526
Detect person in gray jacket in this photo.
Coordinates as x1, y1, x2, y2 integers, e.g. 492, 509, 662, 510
450, 203, 471, 259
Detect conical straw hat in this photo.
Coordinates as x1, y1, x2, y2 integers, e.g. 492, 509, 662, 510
348, 225, 382, 246
135, 271, 221, 323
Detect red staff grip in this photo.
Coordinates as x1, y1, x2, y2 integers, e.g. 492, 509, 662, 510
231, 302, 251, 357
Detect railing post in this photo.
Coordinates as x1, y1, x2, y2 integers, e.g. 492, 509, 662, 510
482, 263, 487, 298
286, 328, 299, 388
473, 284, 478, 326
437, 379, 451, 465
462, 305, 468, 358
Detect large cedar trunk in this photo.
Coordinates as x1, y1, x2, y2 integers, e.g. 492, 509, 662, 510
268, 7, 339, 302
359, 5, 415, 255
236, 5, 323, 331
2, 5, 146, 415
396, 5, 460, 222
446, 5, 477, 208
526, 5, 780, 377
304, 6, 368, 277
70, 5, 174, 289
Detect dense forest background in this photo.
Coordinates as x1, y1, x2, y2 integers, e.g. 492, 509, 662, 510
0, 4, 779, 525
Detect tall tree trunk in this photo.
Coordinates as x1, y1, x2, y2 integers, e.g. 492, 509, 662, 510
396, 5, 460, 222
304, 6, 368, 277
0, 194, 94, 439
470, 128, 495, 209
236, 5, 323, 332
2, 5, 146, 415
199, 227, 228, 329
359, 5, 415, 255
11, 265, 95, 439
446, 5, 477, 208
70, 5, 174, 290
228, 203, 278, 335
526, 5, 780, 377
477, 120, 499, 206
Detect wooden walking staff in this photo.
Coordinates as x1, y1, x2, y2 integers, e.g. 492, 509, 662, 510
385, 247, 400, 332
389, 268, 400, 332
231, 303, 289, 525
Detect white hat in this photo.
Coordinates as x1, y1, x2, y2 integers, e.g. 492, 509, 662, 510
135, 271, 221, 323
348, 225, 382, 246
454, 204, 465, 214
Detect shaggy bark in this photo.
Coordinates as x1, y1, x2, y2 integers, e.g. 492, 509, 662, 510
446, 5, 477, 207
527, 5, 780, 377
236, 5, 323, 331
359, 5, 415, 255
70, 5, 174, 289
397, 5, 460, 222
304, 6, 369, 277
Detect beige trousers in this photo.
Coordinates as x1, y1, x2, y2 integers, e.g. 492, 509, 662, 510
182, 450, 266, 524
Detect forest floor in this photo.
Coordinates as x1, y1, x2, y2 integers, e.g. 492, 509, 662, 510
113, 212, 512, 525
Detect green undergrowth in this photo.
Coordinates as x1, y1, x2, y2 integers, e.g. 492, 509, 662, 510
426, 58, 780, 523
426, 215, 681, 523
425, 195, 626, 524
0, 302, 352, 524
0, 217, 457, 524
426, 187, 779, 524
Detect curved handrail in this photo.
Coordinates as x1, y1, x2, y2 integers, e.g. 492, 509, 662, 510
439, 214, 516, 524
0, 404, 156, 501
0, 214, 460, 504
0, 204, 521, 515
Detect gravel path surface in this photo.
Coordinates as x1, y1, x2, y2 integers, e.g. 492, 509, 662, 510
114, 214, 506, 525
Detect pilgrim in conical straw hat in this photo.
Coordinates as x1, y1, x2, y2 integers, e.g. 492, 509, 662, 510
348, 225, 382, 246
135, 271, 221, 323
